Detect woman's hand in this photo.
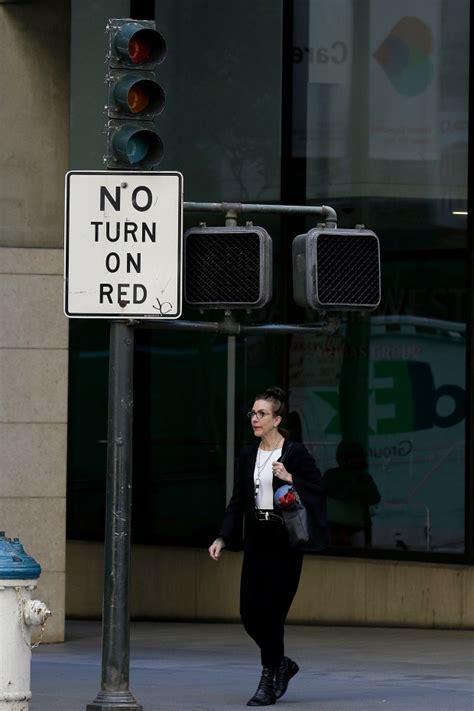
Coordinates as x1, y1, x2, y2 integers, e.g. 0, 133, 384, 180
272, 461, 293, 483
208, 537, 225, 561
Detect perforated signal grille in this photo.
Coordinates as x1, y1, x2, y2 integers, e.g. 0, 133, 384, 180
316, 232, 380, 307
185, 232, 261, 304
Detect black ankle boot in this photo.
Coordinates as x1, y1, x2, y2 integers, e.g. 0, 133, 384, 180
246, 666, 276, 706
275, 656, 299, 699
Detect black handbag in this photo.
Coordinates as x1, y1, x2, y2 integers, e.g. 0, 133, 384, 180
280, 494, 310, 547
277, 445, 311, 548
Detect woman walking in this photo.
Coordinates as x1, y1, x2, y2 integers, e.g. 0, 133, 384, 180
208, 387, 326, 706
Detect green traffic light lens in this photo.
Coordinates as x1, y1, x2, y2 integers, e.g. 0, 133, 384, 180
127, 132, 149, 164
126, 130, 163, 166
112, 125, 164, 168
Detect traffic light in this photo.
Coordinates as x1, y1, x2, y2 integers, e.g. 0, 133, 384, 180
105, 19, 166, 169
184, 225, 272, 309
292, 227, 381, 311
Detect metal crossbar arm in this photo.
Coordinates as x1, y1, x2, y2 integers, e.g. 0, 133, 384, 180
138, 317, 341, 335
183, 201, 337, 226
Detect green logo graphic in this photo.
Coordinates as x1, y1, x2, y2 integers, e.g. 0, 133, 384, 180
317, 361, 465, 435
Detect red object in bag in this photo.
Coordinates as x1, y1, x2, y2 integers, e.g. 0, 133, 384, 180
278, 490, 297, 508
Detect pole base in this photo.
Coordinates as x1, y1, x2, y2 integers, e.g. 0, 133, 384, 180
86, 689, 143, 711
87, 707, 143, 711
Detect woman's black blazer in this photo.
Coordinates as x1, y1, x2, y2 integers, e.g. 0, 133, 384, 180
218, 439, 328, 552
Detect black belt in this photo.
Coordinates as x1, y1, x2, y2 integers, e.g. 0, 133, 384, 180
255, 509, 283, 524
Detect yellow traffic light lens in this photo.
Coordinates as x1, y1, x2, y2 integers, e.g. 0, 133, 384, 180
128, 85, 150, 113
113, 78, 165, 117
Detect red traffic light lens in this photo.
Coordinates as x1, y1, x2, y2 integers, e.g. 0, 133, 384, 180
126, 28, 166, 65
111, 22, 167, 68
129, 35, 153, 64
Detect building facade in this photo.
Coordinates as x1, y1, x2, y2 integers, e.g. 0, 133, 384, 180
0, 0, 473, 642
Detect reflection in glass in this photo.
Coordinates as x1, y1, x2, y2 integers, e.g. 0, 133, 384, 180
293, 0, 469, 249
289, 314, 466, 553
323, 441, 381, 547
289, 0, 468, 555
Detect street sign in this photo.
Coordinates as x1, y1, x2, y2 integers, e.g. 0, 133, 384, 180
64, 170, 183, 319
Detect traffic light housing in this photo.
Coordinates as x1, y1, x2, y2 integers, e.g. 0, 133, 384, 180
184, 225, 272, 309
292, 227, 381, 311
105, 19, 166, 169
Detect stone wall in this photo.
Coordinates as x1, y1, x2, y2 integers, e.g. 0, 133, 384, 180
67, 542, 474, 630
0, 0, 70, 641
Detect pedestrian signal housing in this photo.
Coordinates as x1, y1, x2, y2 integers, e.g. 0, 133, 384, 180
184, 226, 272, 309
292, 227, 381, 311
105, 19, 166, 170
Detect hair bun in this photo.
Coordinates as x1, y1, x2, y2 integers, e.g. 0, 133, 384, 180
264, 386, 285, 401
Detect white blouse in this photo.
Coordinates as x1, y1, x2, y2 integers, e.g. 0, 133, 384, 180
254, 447, 282, 509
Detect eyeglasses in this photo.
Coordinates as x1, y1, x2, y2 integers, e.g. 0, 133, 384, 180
247, 410, 273, 420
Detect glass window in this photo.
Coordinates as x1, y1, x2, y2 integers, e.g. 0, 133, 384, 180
68, 0, 470, 559
288, 0, 468, 554
155, 0, 283, 201
67, 0, 287, 545
294, 0, 469, 218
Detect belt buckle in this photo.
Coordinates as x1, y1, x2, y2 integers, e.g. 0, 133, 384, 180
255, 509, 282, 524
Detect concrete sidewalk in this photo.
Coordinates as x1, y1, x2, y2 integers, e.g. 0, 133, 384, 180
30, 620, 473, 710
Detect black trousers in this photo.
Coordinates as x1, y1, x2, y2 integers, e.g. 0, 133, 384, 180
239, 529, 303, 668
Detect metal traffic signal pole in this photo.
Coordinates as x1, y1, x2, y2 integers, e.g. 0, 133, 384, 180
87, 18, 168, 711
87, 322, 140, 711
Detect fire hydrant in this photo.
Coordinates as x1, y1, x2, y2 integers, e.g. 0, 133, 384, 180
0, 532, 52, 710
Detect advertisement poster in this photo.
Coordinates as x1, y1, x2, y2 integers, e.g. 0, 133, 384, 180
296, 0, 468, 201
369, 0, 440, 161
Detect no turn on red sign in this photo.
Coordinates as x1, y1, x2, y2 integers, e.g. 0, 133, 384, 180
64, 171, 183, 319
